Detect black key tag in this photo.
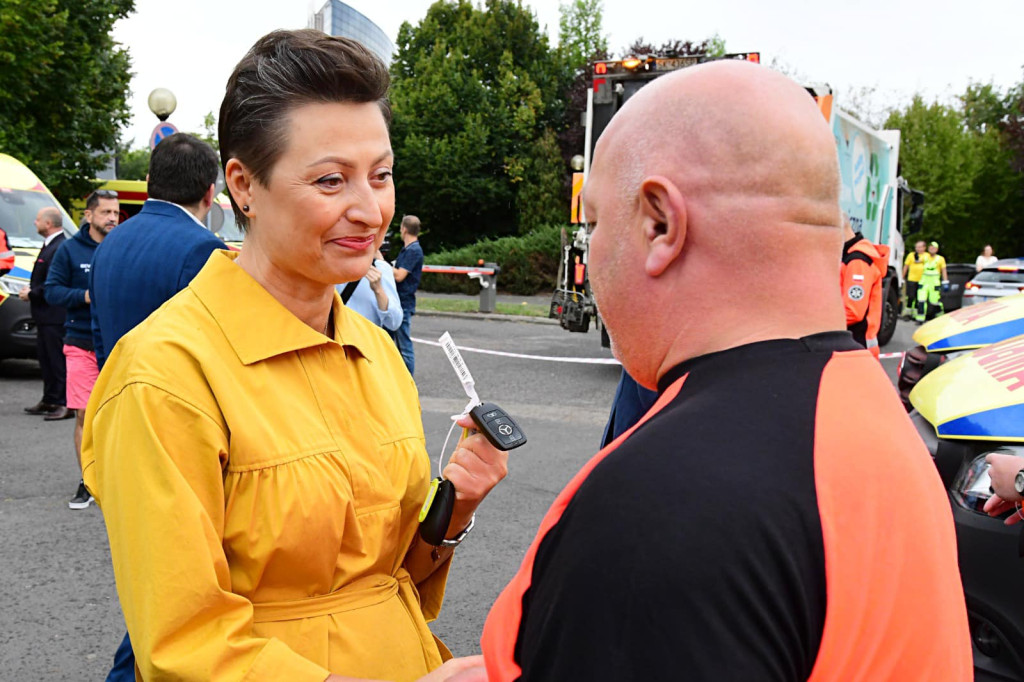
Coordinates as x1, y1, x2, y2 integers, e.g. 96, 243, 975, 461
419, 478, 455, 546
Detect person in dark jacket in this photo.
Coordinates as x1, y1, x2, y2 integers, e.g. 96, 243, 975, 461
91, 133, 223, 369
45, 190, 118, 509
18, 207, 71, 419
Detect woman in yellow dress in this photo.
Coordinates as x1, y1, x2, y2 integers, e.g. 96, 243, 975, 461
82, 29, 506, 682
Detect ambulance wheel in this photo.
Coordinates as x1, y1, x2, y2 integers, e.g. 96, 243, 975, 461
877, 282, 899, 347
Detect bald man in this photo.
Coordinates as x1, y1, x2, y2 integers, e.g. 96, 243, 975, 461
481, 62, 970, 681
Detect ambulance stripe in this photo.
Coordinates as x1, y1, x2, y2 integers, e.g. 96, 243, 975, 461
937, 404, 1024, 441
927, 318, 1024, 352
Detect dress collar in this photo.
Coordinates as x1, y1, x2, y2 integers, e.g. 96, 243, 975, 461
189, 250, 374, 366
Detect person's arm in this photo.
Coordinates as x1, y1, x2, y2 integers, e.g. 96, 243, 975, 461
403, 413, 507, 586
941, 259, 948, 281
374, 263, 403, 331
84, 383, 332, 681
44, 244, 85, 308
902, 260, 910, 279
976, 256, 984, 273
841, 257, 874, 326
983, 453, 1024, 525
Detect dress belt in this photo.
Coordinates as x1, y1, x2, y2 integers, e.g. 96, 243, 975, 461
251, 573, 408, 623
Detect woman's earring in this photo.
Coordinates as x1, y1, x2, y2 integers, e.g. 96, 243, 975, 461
242, 204, 249, 213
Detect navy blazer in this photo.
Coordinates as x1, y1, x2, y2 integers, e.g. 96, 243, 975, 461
29, 233, 67, 326
90, 200, 224, 367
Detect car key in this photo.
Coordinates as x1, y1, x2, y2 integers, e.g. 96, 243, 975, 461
468, 402, 528, 450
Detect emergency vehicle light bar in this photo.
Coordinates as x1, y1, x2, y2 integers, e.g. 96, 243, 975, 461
592, 52, 761, 79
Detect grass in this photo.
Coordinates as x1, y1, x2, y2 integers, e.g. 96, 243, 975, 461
417, 297, 550, 318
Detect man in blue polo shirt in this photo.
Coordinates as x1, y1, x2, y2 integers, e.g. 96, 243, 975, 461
393, 214, 424, 375
90, 133, 222, 368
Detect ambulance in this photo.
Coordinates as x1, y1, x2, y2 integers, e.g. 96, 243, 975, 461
904, 293, 1024, 679
0, 154, 76, 360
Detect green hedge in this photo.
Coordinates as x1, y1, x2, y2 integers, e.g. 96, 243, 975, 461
421, 224, 565, 295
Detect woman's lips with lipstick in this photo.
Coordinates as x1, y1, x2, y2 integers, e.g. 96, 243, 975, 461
332, 235, 375, 250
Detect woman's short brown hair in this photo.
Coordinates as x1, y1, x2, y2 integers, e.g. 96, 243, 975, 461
219, 29, 391, 231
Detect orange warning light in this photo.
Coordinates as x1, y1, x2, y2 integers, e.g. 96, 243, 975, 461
594, 62, 608, 75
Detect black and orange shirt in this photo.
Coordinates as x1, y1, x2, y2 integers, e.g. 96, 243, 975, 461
481, 333, 971, 681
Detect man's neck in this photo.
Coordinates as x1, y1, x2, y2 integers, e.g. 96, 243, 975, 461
88, 225, 105, 243
404, 236, 418, 247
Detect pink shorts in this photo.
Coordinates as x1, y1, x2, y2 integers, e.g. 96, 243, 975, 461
64, 345, 99, 410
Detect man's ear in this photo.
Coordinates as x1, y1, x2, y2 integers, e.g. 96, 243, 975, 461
639, 176, 687, 277
224, 158, 253, 215
203, 183, 216, 208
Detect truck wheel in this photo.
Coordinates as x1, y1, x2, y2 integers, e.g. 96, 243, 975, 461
877, 281, 899, 347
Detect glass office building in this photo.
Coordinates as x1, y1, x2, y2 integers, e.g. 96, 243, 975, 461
311, 1, 395, 64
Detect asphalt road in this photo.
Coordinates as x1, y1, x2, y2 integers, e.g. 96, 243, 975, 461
0, 313, 916, 677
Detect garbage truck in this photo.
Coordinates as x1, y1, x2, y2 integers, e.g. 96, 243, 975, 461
551, 53, 924, 347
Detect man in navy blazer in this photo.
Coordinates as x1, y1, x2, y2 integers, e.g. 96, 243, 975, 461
89, 133, 224, 681
90, 133, 224, 369
19, 207, 70, 418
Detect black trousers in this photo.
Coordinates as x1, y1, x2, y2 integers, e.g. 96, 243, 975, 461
36, 323, 66, 406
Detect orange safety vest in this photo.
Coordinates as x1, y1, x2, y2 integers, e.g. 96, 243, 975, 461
841, 238, 888, 358
0, 227, 15, 272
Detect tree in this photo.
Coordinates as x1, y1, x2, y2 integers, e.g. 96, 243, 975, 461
557, 0, 607, 77
885, 84, 1024, 262
116, 146, 149, 180
390, 0, 566, 248
0, 0, 135, 205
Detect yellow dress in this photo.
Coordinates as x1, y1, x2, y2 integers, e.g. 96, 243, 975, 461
82, 250, 450, 681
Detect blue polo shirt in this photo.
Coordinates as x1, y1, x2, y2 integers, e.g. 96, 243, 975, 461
395, 240, 423, 314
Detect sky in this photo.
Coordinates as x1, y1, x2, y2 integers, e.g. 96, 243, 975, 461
113, 0, 1024, 147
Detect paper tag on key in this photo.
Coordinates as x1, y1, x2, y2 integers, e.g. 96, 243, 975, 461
439, 332, 480, 412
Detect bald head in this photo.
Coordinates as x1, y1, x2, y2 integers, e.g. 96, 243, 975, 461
585, 60, 846, 388
595, 60, 840, 231
34, 206, 62, 238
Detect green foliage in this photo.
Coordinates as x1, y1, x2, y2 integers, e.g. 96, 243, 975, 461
0, 0, 135, 205
390, 0, 566, 250
421, 223, 563, 294
116, 146, 149, 180
885, 84, 1024, 262
557, 0, 608, 74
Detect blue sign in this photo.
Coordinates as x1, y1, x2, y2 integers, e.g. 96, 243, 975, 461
149, 122, 179, 149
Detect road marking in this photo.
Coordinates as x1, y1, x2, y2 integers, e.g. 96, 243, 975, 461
412, 337, 621, 365
415, 337, 907, 364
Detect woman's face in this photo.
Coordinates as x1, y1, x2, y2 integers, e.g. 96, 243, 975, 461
984, 245, 993, 257
242, 101, 394, 287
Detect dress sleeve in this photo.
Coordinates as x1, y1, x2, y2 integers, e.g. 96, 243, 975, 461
83, 382, 330, 682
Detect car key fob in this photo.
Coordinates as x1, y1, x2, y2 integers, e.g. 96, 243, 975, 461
469, 402, 527, 450
418, 477, 455, 545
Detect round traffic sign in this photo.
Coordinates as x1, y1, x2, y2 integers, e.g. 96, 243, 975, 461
149, 122, 180, 149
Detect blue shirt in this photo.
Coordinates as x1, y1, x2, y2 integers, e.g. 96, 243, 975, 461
89, 200, 224, 367
338, 259, 403, 331
395, 240, 423, 313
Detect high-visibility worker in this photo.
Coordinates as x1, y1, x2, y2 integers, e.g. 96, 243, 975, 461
840, 216, 888, 358
902, 240, 930, 317
0, 226, 14, 275
916, 240, 948, 322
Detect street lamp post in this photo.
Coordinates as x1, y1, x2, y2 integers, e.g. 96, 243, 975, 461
147, 88, 177, 122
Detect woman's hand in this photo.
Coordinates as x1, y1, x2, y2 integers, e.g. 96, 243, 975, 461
416, 656, 488, 682
442, 415, 509, 536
